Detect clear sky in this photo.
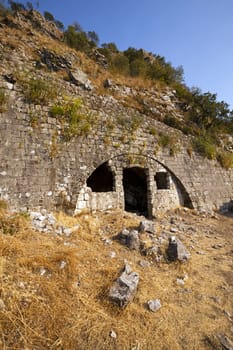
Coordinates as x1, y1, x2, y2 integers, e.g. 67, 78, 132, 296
21, 0, 233, 109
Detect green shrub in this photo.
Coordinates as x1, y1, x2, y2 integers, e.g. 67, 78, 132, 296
192, 136, 217, 160
23, 78, 58, 104
158, 132, 180, 156
111, 54, 130, 75
149, 127, 156, 136
50, 98, 93, 140
116, 114, 142, 133
158, 132, 171, 148
217, 151, 233, 169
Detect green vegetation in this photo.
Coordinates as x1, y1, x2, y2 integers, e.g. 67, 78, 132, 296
43, 10, 64, 30
50, 98, 94, 140
64, 23, 99, 54
1, 3, 233, 167
148, 126, 156, 136
217, 151, 233, 169
116, 114, 143, 133
158, 132, 180, 156
22, 78, 58, 104
192, 135, 217, 160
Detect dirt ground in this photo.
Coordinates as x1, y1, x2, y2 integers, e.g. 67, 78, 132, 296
0, 207, 233, 349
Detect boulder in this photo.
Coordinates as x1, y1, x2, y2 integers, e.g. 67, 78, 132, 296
39, 48, 71, 71
127, 230, 140, 250
118, 229, 140, 251
109, 264, 139, 308
103, 79, 113, 88
68, 68, 93, 90
218, 334, 233, 350
167, 236, 190, 262
139, 220, 155, 234
118, 228, 130, 245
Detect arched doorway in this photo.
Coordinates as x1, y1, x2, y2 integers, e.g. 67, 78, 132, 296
86, 162, 114, 192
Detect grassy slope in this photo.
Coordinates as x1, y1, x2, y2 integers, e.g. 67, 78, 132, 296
0, 208, 233, 349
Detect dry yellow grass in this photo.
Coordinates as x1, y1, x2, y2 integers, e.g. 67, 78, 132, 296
0, 208, 233, 349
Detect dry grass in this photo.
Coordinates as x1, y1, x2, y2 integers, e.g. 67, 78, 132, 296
0, 208, 233, 349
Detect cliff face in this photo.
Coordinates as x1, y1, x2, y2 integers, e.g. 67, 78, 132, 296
0, 10, 232, 215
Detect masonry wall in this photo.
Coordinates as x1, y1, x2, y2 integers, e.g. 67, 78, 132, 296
0, 82, 233, 215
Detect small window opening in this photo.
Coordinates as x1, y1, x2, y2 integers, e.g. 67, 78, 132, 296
87, 162, 114, 192
155, 172, 170, 189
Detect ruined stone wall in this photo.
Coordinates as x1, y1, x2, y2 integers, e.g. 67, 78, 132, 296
0, 79, 233, 215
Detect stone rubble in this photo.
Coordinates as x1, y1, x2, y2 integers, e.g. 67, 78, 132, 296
147, 299, 161, 312
139, 220, 155, 234
217, 334, 233, 350
30, 210, 79, 235
109, 263, 139, 308
166, 236, 190, 262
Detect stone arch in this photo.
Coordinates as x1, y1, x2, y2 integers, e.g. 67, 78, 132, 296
74, 153, 193, 215
86, 161, 115, 192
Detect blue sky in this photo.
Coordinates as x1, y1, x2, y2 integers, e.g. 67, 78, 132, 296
20, 0, 233, 109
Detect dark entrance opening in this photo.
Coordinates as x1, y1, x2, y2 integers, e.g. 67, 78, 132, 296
87, 162, 114, 192
123, 167, 148, 216
155, 172, 170, 189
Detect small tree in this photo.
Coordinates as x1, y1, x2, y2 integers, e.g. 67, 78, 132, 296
87, 31, 99, 47
26, 1, 33, 10
44, 10, 54, 22
111, 54, 129, 75
8, 0, 26, 12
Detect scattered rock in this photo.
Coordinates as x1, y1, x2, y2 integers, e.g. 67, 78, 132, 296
212, 244, 223, 249
217, 334, 233, 350
109, 264, 139, 308
139, 220, 155, 234
39, 267, 47, 276
30, 210, 79, 235
138, 260, 150, 268
196, 250, 205, 255
59, 261, 66, 269
127, 230, 140, 250
90, 49, 109, 69
109, 251, 116, 258
38, 48, 72, 71
176, 278, 185, 286
109, 330, 117, 339
103, 79, 113, 88
3, 73, 16, 84
147, 299, 161, 312
167, 236, 190, 262
118, 229, 140, 251
118, 228, 130, 245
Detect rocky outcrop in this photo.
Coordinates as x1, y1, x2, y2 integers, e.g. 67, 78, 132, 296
166, 236, 190, 262
109, 264, 139, 308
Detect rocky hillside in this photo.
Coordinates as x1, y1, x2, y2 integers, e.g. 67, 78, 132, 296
0, 10, 202, 137
1, 206, 233, 349
0, 8, 233, 350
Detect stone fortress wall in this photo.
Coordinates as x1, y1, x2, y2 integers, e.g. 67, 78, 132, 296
0, 75, 233, 217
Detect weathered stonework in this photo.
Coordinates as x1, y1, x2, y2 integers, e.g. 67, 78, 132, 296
0, 11, 232, 216
0, 78, 232, 217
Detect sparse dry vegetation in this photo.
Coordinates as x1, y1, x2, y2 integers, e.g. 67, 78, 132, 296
0, 208, 233, 349
22, 77, 58, 104
0, 88, 7, 112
